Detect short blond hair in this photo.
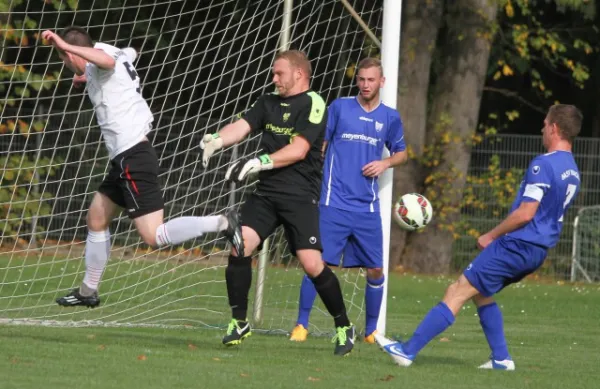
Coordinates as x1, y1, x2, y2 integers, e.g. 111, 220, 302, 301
275, 50, 312, 78
356, 57, 383, 76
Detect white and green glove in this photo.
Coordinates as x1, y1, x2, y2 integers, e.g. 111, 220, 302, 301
225, 154, 274, 183
200, 133, 224, 168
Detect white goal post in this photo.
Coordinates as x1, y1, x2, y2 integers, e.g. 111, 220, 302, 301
0, 0, 400, 335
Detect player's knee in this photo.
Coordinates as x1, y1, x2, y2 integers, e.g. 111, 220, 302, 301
443, 276, 479, 315
472, 294, 494, 307
444, 281, 460, 299
366, 267, 384, 280
234, 226, 259, 257
446, 278, 471, 297
133, 222, 160, 248
297, 249, 325, 277
86, 209, 110, 231
304, 262, 324, 278
140, 233, 159, 249
232, 245, 255, 257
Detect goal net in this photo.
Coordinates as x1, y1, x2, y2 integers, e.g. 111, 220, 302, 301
0, 0, 386, 335
571, 206, 600, 283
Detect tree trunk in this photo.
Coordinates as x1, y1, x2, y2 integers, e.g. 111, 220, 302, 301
390, 0, 445, 268
401, 1, 498, 273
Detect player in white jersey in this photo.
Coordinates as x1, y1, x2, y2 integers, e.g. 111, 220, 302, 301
42, 26, 244, 307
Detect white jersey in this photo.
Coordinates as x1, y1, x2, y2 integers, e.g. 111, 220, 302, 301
86, 42, 154, 159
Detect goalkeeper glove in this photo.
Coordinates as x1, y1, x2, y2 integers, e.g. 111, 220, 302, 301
200, 133, 224, 168
226, 154, 274, 182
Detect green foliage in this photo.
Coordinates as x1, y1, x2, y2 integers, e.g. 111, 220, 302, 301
0, 154, 62, 240
459, 154, 523, 238
0, 5, 60, 128
408, 114, 519, 240
0, 0, 23, 12
0, 1, 72, 242
46, 0, 80, 11
489, 0, 596, 98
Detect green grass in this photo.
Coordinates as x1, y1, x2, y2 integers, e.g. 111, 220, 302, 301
1, 272, 599, 389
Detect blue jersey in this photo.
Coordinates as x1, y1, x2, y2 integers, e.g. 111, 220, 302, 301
507, 150, 580, 248
321, 97, 406, 212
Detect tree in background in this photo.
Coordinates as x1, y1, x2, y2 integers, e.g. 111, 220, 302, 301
392, 0, 597, 273
1, 0, 597, 267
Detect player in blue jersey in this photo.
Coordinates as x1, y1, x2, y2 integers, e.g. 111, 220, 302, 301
289, 57, 408, 343
376, 104, 582, 370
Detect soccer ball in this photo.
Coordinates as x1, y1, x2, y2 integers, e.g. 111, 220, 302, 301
393, 193, 433, 231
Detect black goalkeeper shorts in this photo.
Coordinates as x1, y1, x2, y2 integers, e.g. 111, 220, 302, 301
240, 193, 322, 256
97, 140, 164, 219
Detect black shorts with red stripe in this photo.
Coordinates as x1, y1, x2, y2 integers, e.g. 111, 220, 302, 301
98, 140, 164, 219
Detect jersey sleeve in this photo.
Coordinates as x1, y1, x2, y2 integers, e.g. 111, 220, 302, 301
241, 95, 266, 131
325, 99, 340, 142
122, 47, 138, 63
522, 157, 552, 202
293, 91, 326, 145
385, 112, 406, 153
91, 43, 124, 79
94, 42, 120, 60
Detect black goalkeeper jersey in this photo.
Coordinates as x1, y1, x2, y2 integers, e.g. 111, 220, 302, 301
242, 90, 326, 200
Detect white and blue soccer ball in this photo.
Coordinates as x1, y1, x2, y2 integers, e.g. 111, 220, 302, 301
393, 193, 433, 231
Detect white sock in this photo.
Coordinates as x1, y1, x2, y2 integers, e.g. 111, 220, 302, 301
155, 215, 227, 247
82, 229, 111, 293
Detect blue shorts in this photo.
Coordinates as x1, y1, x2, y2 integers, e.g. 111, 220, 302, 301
319, 205, 383, 269
464, 236, 547, 297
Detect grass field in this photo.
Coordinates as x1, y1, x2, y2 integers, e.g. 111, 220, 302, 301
1, 271, 599, 389
0, 251, 370, 333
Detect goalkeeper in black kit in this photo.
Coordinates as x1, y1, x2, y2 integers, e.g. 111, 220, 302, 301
201, 50, 355, 356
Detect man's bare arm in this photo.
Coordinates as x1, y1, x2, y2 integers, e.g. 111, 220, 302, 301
217, 119, 253, 147
269, 135, 311, 169
42, 30, 115, 70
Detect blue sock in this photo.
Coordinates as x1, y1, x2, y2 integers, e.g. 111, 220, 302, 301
296, 274, 317, 328
365, 275, 385, 336
478, 302, 510, 360
404, 302, 455, 356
